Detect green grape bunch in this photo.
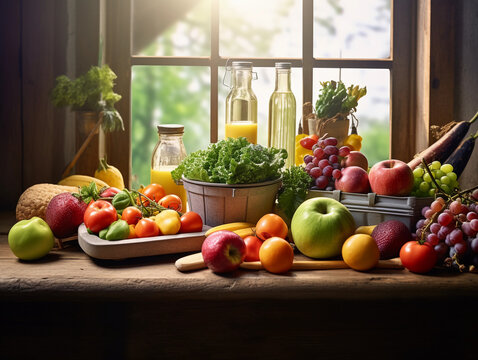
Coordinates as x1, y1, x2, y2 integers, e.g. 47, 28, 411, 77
411, 161, 459, 197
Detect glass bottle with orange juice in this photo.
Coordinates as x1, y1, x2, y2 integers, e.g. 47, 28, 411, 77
151, 124, 188, 209
225, 61, 258, 144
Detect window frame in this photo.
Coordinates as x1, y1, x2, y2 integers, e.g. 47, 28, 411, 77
104, 0, 415, 186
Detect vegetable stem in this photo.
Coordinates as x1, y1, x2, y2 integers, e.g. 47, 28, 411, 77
469, 110, 478, 124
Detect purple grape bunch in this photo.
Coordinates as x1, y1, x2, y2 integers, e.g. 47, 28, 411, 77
303, 136, 352, 191
415, 188, 478, 271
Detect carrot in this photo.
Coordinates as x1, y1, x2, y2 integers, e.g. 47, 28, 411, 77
408, 111, 478, 170
444, 130, 478, 179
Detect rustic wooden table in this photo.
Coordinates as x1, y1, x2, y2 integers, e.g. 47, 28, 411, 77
1, 213, 478, 359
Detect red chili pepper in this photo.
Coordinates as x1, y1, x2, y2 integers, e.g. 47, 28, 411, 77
299, 135, 318, 150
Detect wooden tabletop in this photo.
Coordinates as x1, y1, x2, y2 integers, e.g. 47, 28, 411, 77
2, 230, 478, 302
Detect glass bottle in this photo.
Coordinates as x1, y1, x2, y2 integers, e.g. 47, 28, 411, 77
151, 124, 188, 208
225, 61, 258, 144
268, 62, 296, 168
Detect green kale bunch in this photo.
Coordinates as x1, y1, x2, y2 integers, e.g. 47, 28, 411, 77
171, 137, 287, 185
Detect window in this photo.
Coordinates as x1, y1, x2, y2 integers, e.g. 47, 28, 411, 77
105, 0, 413, 187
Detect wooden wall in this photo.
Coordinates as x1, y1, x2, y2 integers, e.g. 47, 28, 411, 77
454, 1, 478, 190
0, 0, 99, 211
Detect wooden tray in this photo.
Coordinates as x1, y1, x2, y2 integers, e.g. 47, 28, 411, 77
77, 224, 209, 260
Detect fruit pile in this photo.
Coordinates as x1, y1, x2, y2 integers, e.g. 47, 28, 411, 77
411, 161, 459, 197
302, 136, 353, 190
415, 188, 478, 271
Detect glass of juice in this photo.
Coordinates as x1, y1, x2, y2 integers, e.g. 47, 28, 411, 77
151, 124, 188, 210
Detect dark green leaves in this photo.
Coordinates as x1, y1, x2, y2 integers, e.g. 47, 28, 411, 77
277, 166, 312, 221
73, 181, 102, 204
51, 65, 123, 133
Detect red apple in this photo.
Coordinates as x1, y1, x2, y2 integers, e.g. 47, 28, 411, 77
201, 230, 246, 273
368, 159, 414, 196
244, 235, 263, 262
342, 151, 369, 171
335, 166, 371, 193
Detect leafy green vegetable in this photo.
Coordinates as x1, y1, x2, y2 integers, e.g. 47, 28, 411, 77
277, 166, 312, 221
51, 65, 124, 132
172, 137, 287, 184
315, 80, 366, 119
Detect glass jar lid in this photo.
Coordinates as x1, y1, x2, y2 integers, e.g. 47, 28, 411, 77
157, 124, 184, 134
232, 61, 253, 70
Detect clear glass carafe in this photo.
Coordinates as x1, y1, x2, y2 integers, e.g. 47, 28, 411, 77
225, 61, 258, 144
151, 124, 188, 208
268, 63, 296, 168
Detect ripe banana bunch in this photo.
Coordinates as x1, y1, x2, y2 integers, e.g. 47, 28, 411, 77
205, 222, 255, 237
58, 175, 109, 190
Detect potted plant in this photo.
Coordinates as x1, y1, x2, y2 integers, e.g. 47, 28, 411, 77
309, 80, 367, 146
51, 64, 124, 178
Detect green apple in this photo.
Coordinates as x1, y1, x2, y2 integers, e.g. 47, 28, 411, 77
8, 217, 55, 260
291, 198, 356, 259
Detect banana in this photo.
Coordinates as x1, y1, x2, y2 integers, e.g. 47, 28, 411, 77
58, 175, 109, 190
354, 225, 377, 236
204, 222, 255, 237
233, 227, 256, 239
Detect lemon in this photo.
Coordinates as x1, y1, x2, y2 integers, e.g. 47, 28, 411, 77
342, 234, 380, 271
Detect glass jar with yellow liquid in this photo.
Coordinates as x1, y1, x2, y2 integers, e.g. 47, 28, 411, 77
151, 124, 188, 209
225, 61, 258, 144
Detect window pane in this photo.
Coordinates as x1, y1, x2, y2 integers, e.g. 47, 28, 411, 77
218, 66, 303, 147
219, 0, 302, 58
314, 0, 391, 59
313, 68, 390, 166
132, 0, 211, 56
131, 66, 211, 188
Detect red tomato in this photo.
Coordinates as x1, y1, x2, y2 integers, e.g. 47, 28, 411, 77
135, 218, 160, 238
84, 200, 117, 233
137, 183, 166, 207
100, 187, 121, 198
244, 235, 263, 262
159, 194, 182, 212
299, 135, 319, 150
179, 211, 203, 233
399, 241, 437, 274
121, 206, 143, 225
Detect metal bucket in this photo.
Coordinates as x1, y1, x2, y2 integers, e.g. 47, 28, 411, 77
182, 176, 282, 227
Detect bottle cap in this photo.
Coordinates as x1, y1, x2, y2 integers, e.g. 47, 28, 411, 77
157, 124, 184, 134
232, 61, 253, 69
275, 62, 291, 69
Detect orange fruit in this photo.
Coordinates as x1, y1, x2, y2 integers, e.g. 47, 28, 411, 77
342, 234, 380, 271
255, 214, 288, 241
259, 237, 294, 274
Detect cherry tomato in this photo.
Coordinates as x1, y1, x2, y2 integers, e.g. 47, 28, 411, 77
84, 200, 117, 233
399, 241, 437, 274
121, 206, 143, 225
137, 183, 166, 207
244, 235, 263, 262
100, 187, 121, 198
299, 135, 319, 150
255, 213, 288, 241
179, 211, 203, 233
135, 218, 160, 238
159, 194, 182, 212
